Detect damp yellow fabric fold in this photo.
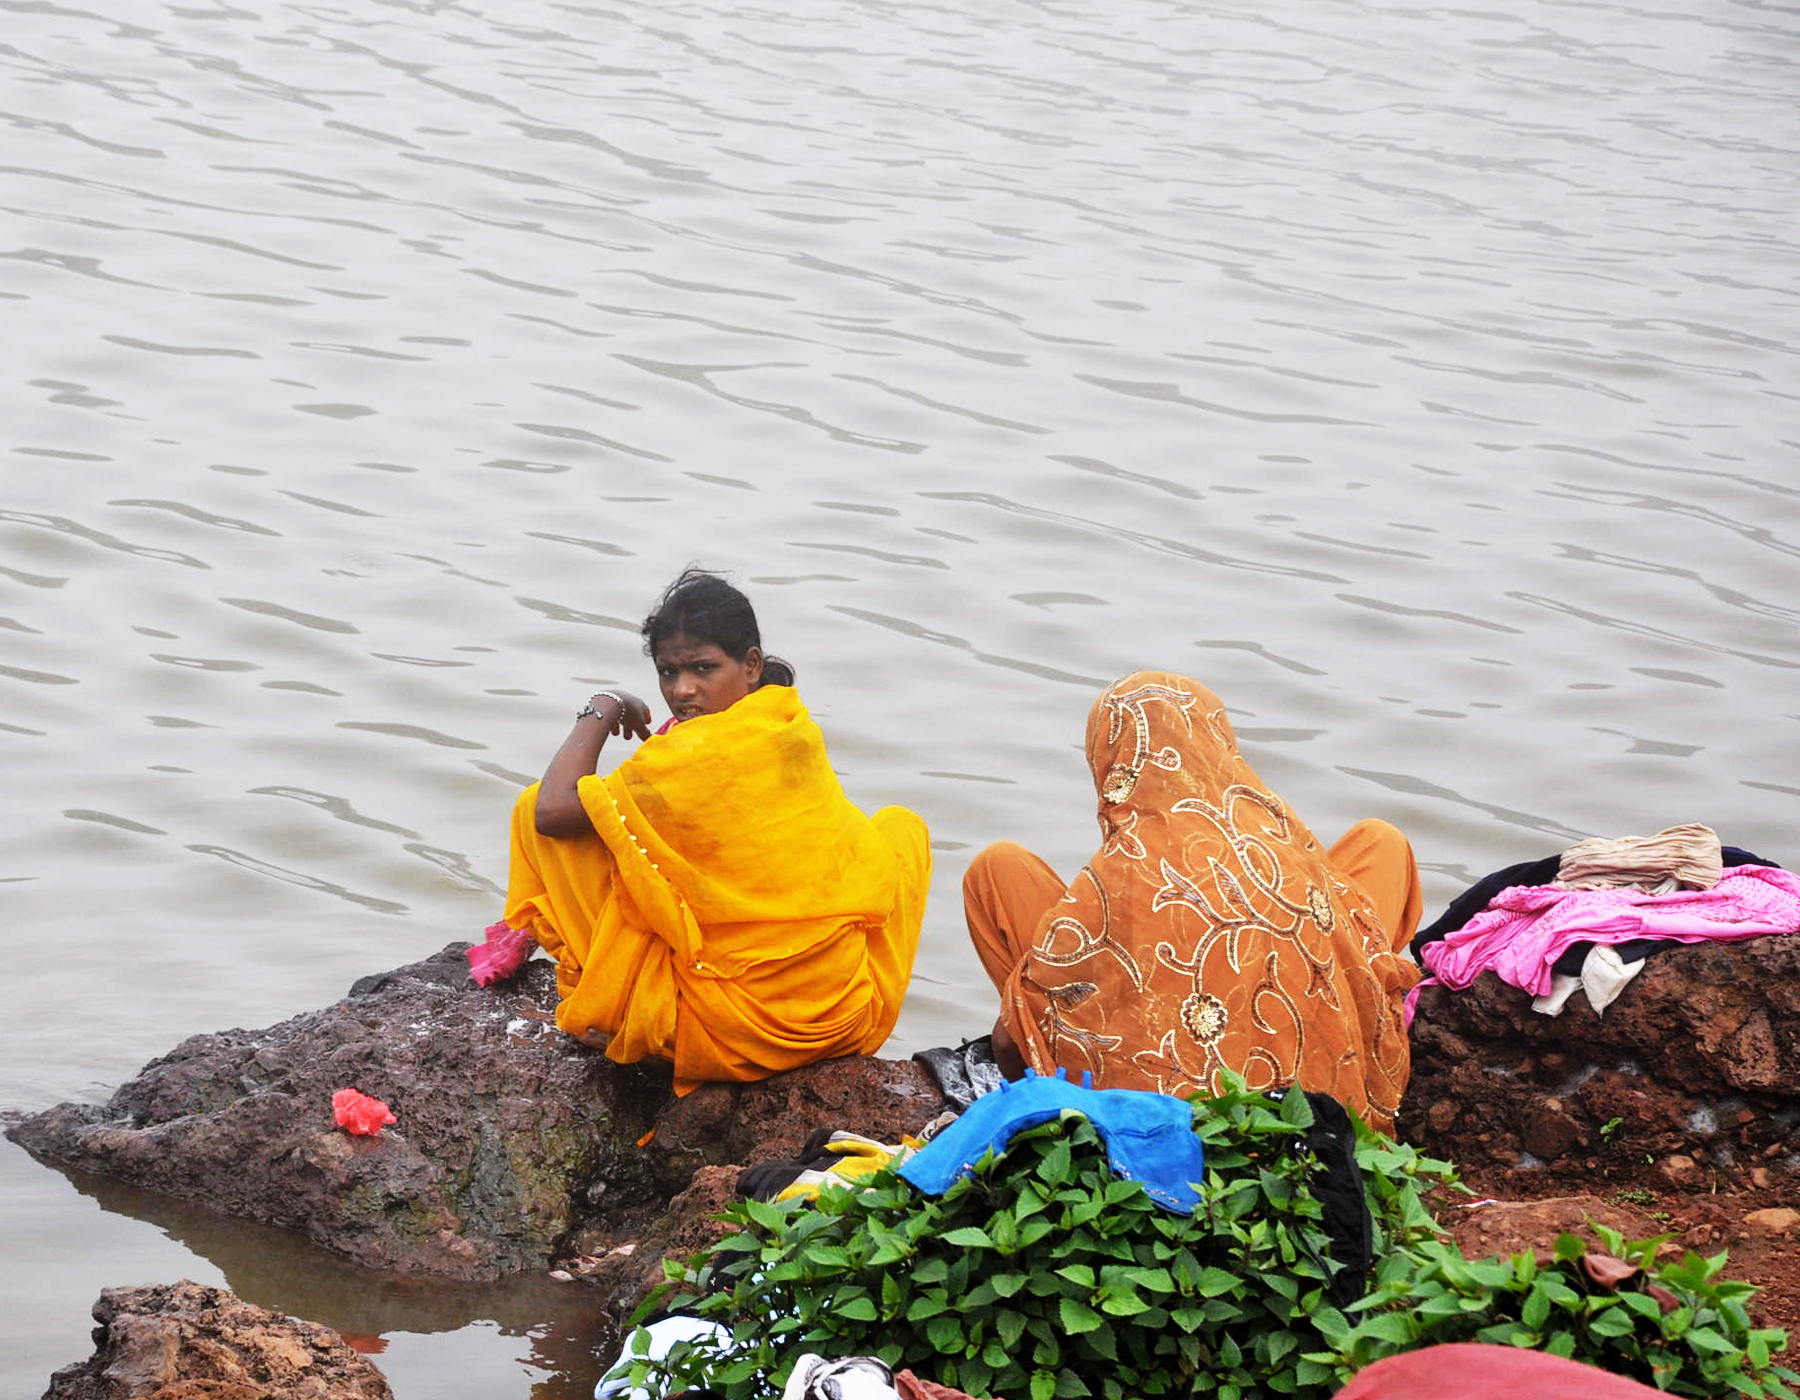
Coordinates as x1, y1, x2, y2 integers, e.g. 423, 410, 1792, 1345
504, 684, 929, 1095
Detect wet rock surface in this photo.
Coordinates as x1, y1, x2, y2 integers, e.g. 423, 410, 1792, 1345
18, 933, 1800, 1372
6, 945, 950, 1286
42, 1280, 391, 1400
1402, 935, 1800, 1181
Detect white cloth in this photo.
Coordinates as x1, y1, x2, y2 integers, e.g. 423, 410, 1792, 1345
1579, 942, 1643, 1014
596, 1316, 732, 1400
1531, 972, 1583, 1017
780, 1354, 897, 1400
1527, 945, 1645, 1017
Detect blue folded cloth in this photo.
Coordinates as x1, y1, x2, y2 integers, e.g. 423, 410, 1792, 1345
898, 1068, 1206, 1212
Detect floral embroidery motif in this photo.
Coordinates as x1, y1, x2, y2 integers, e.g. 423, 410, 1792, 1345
1181, 991, 1228, 1045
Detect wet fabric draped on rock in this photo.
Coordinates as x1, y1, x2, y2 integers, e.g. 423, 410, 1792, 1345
505, 685, 930, 1095
965, 672, 1421, 1132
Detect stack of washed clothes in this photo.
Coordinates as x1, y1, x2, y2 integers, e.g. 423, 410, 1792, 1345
1407, 824, 1798, 1020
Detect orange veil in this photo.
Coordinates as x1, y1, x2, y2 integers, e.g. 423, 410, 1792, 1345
977, 672, 1420, 1131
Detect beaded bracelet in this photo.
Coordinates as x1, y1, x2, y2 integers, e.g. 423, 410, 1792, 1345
576, 691, 627, 722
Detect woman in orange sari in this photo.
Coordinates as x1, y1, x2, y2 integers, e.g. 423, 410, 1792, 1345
964, 672, 1421, 1131
502, 570, 930, 1094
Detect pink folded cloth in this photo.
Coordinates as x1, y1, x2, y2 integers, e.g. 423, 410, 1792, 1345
468, 919, 535, 986
1421, 865, 1800, 998
332, 1088, 396, 1137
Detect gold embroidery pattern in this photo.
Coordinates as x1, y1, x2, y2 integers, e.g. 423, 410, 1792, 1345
1099, 807, 1145, 861
1097, 681, 1195, 804
1018, 672, 1415, 1132
1031, 975, 1122, 1075
1032, 868, 1146, 991
1181, 991, 1228, 1045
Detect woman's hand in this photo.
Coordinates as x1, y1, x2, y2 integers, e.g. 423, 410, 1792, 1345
598, 691, 652, 741
533, 691, 655, 838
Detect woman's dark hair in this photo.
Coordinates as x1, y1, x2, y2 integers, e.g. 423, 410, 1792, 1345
641, 568, 795, 687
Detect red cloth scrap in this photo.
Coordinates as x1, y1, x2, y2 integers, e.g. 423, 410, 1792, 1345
332, 1088, 396, 1137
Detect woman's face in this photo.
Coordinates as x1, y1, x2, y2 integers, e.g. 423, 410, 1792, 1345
654, 632, 763, 721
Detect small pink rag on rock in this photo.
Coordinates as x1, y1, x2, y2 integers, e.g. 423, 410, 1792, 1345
332, 1088, 396, 1137
468, 919, 534, 986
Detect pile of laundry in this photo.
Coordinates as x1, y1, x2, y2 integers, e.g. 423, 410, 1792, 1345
1408, 824, 1797, 1020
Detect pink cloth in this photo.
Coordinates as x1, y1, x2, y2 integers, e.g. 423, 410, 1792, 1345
468, 919, 535, 986
1333, 1342, 1662, 1398
1418, 865, 1800, 997
332, 1088, 396, 1136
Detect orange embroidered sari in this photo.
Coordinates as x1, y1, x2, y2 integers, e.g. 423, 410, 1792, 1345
965, 672, 1420, 1131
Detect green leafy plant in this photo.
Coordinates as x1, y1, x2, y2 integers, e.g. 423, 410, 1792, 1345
1319, 1220, 1797, 1399
620, 1082, 1794, 1400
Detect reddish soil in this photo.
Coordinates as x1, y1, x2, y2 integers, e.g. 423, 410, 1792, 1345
1435, 1171, 1800, 1337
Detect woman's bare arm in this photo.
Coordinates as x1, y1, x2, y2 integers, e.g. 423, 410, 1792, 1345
533, 691, 651, 838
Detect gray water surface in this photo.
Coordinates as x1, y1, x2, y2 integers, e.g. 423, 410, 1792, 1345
3, 0, 1796, 1393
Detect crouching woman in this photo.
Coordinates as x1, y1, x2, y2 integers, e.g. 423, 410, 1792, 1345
502, 570, 930, 1094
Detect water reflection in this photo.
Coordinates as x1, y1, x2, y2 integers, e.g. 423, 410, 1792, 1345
44, 1160, 614, 1400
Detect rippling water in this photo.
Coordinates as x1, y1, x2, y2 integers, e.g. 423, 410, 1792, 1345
3, 0, 1796, 1391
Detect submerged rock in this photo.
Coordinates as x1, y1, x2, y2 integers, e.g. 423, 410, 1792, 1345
43, 1280, 391, 1400
6, 945, 949, 1284
1403, 934, 1800, 1178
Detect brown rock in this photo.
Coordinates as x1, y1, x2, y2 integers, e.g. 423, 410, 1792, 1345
648, 1056, 943, 1195
573, 1164, 744, 1317
1657, 1154, 1703, 1190
42, 1281, 389, 1400
1743, 1208, 1800, 1237
6, 947, 950, 1283
1403, 936, 1800, 1171
1521, 1097, 1586, 1159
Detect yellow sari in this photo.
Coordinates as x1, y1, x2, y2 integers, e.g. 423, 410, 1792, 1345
504, 685, 930, 1094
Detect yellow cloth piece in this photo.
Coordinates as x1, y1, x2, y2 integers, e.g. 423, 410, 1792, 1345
504, 685, 930, 1094
772, 1135, 903, 1202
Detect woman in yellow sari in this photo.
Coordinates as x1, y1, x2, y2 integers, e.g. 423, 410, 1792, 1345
964, 672, 1421, 1131
502, 570, 930, 1094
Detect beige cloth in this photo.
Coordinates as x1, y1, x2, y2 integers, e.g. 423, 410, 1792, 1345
1555, 823, 1722, 893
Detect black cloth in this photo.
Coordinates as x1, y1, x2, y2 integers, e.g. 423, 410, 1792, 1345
912, 1035, 1005, 1113
1411, 845, 1783, 975
736, 1125, 845, 1202
1269, 1089, 1373, 1307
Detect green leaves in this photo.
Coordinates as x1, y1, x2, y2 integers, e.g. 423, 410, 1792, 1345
630, 1083, 1793, 1400
1060, 1298, 1105, 1335
1330, 1222, 1796, 1400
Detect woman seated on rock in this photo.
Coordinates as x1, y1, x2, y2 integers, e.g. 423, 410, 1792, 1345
502, 569, 931, 1094
964, 671, 1422, 1132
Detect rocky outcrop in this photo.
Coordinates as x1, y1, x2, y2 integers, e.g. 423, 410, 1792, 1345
42, 1281, 390, 1400
6, 945, 951, 1284
1403, 935, 1800, 1181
